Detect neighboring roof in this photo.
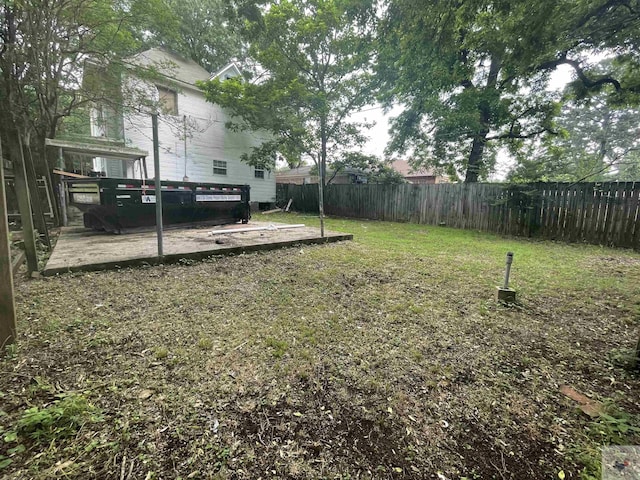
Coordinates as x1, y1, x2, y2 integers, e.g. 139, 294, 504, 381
128, 48, 211, 88
210, 62, 243, 81
276, 165, 365, 177
391, 159, 437, 178
277, 165, 314, 177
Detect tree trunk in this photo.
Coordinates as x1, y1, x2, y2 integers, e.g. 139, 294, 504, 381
464, 55, 501, 183
317, 164, 325, 238
465, 133, 487, 183
2, 13, 38, 274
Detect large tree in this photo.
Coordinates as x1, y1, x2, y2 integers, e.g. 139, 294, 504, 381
379, 0, 640, 182
199, 0, 379, 234
146, 0, 244, 73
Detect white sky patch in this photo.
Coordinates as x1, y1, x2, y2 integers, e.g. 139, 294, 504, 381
548, 64, 575, 91
349, 104, 403, 157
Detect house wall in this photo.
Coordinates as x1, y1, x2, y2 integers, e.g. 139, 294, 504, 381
121, 86, 275, 204
90, 105, 127, 177
330, 174, 358, 185
89, 49, 276, 204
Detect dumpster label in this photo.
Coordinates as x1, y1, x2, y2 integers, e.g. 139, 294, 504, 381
196, 195, 241, 202
141, 195, 156, 203
73, 193, 100, 204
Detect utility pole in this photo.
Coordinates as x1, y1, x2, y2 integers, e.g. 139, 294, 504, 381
0, 139, 17, 351
152, 113, 163, 258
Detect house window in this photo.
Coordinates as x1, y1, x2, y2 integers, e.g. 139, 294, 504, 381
213, 160, 227, 175
157, 86, 178, 115
254, 167, 265, 179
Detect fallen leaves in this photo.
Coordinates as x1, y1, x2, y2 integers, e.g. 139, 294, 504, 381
559, 385, 603, 418
137, 389, 154, 400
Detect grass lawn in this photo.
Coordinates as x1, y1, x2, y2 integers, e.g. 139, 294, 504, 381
2, 213, 640, 479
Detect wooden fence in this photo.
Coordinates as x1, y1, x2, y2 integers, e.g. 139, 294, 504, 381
277, 182, 640, 250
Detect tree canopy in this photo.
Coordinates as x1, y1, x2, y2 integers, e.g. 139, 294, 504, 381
198, 0, 379, 176
0, 0, 176, 154
379, 0, 640, 182
508, 94, 640, 183
146, 0, 244, 73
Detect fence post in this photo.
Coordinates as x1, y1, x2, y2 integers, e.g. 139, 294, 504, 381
0, 138, 17, 351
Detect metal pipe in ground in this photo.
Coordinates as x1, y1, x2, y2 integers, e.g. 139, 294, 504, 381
497, 252, 516, 303
503, 251, 513, 289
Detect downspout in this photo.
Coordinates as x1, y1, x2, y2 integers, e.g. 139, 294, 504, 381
183, 115, 189, 182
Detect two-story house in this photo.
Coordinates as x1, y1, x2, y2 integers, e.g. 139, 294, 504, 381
89, 48, 276, 209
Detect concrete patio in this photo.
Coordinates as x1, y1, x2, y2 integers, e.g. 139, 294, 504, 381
43, 221, 352, 276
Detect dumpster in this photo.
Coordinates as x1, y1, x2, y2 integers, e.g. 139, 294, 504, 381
65, 178, 250, 233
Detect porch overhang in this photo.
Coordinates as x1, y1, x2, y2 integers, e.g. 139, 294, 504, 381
45, 138, 148, 160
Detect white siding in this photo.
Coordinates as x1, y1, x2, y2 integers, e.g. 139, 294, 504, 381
122, 83, 276, 203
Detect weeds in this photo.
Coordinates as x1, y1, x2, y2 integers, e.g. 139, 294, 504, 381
588, 404, 640, 445
265, 337, 289, 358
14, 393, 102, 443
0, 393, 102, 471
154, 346, 169, 359
197, 336, 214, 350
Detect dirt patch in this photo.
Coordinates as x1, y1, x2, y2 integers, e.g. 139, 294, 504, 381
455, 422, 561, 479
231, 386, 412, 477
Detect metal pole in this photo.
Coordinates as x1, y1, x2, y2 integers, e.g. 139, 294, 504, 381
317, 160, 325, 238
152, 113, 163, 258
0, 138, 17, 350
59, 177, 67, 227
503, 252, 514, 289
58, 146, 67, 227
